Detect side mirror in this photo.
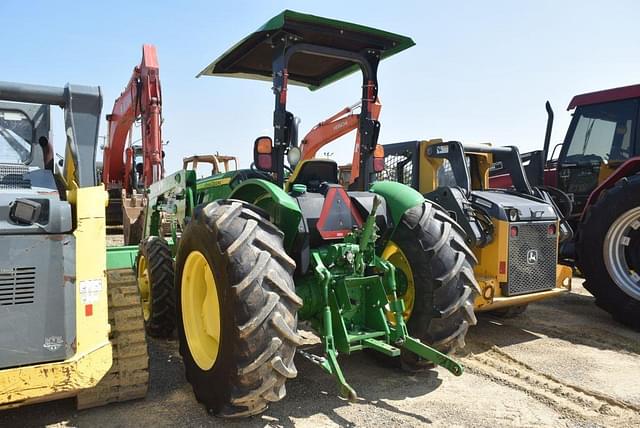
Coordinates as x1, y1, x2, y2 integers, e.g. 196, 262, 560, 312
373, 144, 385, 173
290, 117, 300, 148
254, 136, 274, 171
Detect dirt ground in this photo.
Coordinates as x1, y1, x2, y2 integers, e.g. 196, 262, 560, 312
1, 279, 639, 428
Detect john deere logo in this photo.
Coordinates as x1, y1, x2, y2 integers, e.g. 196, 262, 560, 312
527, 249, 538, 265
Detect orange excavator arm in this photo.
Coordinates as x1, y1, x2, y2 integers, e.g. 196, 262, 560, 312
102, 44, 163, 193
300, 98, 381, 185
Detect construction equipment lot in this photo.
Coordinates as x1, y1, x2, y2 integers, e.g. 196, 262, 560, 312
2, 278, 638, 428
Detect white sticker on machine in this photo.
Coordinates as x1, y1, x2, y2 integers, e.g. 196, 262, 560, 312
79, 279, 103, 304
43, 336, 64, 352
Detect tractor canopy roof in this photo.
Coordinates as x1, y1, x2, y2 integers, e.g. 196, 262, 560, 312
568, 83, 640, 110
197, 10, 414, 90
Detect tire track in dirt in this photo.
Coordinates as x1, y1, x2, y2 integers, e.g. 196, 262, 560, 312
494, 311, 640, 356
460, 344, 640, 426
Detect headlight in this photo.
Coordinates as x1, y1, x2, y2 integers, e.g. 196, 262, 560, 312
10, 199, 41, 225
287, 147, 301, 168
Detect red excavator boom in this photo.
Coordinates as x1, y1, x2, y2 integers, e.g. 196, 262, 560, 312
102, 44, 163, 192
300, 98, 381, 185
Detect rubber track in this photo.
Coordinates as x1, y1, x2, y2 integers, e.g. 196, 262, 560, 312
76, 269, 149, 409
105, 189, 123, 227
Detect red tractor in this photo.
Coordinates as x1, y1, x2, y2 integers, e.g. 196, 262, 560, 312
491, 84, 640, 330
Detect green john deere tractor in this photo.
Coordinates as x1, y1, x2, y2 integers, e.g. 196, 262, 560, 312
133, 10, 478, 417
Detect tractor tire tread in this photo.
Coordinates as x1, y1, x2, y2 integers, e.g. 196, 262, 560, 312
177, 199, 301, 418
137, 237, 176, 337
392, 202, 478, 369
576, 175, 640, 330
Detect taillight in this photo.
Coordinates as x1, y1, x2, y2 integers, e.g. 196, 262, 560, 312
373, 144, 385, 173
499, 261, 506, 274
510, 226, 518, 237
254, 136, 273, 171
548, 224, 556, 235
257, 154, 272, 170
255, 137, 273, 154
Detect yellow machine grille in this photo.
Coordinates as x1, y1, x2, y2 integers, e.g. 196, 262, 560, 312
506, 221, 557, 296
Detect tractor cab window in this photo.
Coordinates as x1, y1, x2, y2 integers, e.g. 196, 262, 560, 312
564, 99, 638, 164
0, 110, 33, 165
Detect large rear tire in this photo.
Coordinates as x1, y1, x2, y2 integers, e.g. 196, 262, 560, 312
136, 237, 176, 337
382, 201, 478, 370
76, 269, 149, 409
577, 175, 640, 330
175, 200, 303, 417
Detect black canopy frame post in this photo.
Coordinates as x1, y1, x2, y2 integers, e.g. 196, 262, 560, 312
271, 39, 381, 188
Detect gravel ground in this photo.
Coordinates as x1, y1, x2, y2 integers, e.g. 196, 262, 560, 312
1, 280, 639, 427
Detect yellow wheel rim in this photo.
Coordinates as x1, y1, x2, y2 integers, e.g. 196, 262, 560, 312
181, 250, 221, 371
136, 255, 151, 321
382, 241, 415, 324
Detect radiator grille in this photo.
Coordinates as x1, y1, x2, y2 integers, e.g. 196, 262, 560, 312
506, 222, 557, 296
0, 267, 36, 305
0, 163, 30, 189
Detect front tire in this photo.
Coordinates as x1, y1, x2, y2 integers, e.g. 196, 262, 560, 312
136, 237, 176, 337
577, 175, 640, 330
382, 202, 478, 369
175, 200, 303, 417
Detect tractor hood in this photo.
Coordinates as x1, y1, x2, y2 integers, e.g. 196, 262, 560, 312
197, 10, 414, 90
471, 190, 557, 222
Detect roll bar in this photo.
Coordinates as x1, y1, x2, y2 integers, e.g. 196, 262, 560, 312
0, 81, 102, 187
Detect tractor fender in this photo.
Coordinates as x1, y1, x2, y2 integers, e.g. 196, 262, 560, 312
228, 178, 302, 249
582, 157, 640, 220
370, 180, 425, 228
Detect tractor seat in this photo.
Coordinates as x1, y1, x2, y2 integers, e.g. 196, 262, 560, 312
289, 159, 338, 192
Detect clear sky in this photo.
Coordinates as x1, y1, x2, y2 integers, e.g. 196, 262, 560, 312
2, 0, 639, 173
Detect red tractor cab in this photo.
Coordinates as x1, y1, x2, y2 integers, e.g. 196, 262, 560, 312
491, 84, 640, 330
